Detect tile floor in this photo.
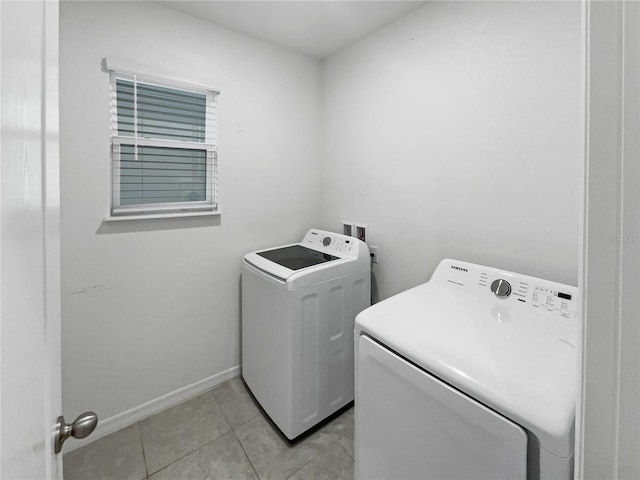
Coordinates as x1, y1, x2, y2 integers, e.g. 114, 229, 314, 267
63, 377, 355, 480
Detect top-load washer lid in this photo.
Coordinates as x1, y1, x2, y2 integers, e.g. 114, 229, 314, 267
256, 245, 339, 270
355, 258, 579, 460
243, 229, 370, 283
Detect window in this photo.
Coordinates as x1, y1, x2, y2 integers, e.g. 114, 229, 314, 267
106, 60, 219, 218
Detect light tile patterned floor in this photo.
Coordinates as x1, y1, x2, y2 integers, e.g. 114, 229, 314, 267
63, 377, 354, 480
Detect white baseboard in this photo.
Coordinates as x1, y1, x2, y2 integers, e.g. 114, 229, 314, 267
64, 365, 240, 453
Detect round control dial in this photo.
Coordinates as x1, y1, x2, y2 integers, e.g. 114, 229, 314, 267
322, 236, 332, 247
490, 279, 512, 298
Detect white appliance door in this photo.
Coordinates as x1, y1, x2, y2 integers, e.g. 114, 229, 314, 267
356, 335, 527, 480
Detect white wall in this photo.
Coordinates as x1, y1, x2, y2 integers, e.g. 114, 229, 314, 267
61, 0, 583, 427
321, 1, 583, 300
60, 1, 322, 420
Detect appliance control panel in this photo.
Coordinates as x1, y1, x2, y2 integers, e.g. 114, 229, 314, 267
432, 259, 578, 319
302, 229, 360, 257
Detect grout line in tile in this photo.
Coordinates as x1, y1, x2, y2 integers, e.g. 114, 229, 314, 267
228, 408, 260, 431
145, 429, 235, 477
210, 392, 234, 435
232, 428, 262, 480
211, 384, 235, 429
203, 389, 221, 413
336, 442, 355, 463
148, 429, 234, 476
138, 422, 150, 479
136, 391, 234, 476
213, 380, 261, 430
283, 457, 315, 480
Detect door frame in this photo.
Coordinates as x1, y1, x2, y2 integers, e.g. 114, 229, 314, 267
576, 1, 640, 478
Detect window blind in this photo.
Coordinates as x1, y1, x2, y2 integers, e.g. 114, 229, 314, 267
109, 74, 218, 216
118, 145, 208, 205
116, 80, 210, 142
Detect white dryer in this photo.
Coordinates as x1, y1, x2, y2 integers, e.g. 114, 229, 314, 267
355, 259, 578, 480
242, 229, 371, 441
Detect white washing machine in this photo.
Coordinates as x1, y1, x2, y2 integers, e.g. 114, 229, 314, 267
242, 229, 371, 441
355, 259, 578, 480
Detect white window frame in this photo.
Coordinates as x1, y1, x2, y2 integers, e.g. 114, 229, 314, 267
103, 58, 221, 219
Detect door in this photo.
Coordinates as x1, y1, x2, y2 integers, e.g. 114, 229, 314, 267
356, 335, 527, 480
1, 1, 62, 479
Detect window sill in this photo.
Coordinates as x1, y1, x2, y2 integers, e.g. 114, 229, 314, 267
104, 211, 222, 222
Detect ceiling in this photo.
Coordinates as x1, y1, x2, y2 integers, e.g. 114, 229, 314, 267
158, 1, 428, 59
